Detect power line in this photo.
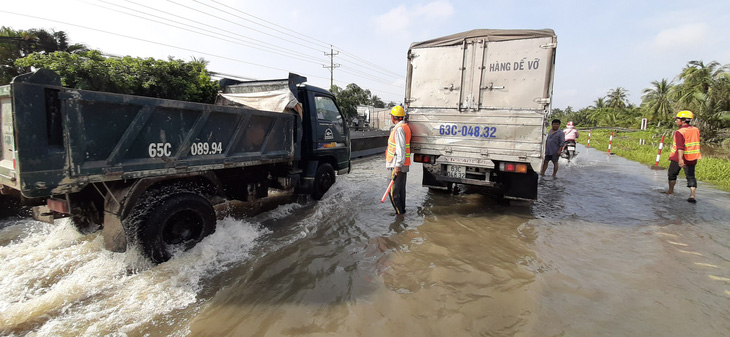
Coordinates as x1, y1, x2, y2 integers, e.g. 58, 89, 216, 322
167, 0, 326, 55
202, 0, 404, 80
338, 67, 403, 88
207, 0, 332, 50
90, 0, 329, 65
0, 8, 405, 102
337, 49, 404, 78
124, 0, 328, 63
0, 10, 294, 73
168, 1, 405, 94
175, 1, 404, 82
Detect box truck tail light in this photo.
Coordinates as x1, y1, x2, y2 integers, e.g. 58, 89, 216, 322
413, 154, 436, 163
47, 198, 70, 214
499, 162, 528, 173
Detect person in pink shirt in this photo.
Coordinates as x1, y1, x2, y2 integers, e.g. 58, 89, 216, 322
563, 121, 579, 141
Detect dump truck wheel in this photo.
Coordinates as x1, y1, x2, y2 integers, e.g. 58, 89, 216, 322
311, 163, 335, 200
71, 201, 102, 234
136, 192, 216, 263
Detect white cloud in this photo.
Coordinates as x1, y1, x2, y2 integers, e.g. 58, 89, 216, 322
652, 23, 711, 50
415, 1, 455, 21
374, 5, 411, 36
373, 1, 454, 37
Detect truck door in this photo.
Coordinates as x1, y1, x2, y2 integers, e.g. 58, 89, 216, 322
407, 45, 464, 109
312, 94, 348, 152
477, 36, 556, 110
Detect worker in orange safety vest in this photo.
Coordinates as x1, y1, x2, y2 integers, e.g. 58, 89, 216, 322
385, 106, 411, 215
666, 110, 702, 203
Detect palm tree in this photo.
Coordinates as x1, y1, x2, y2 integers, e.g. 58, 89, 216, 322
584, 97, 607, 126
641, 79, 674, 123
0, 26, 34, 83
589, 97, 606, 110
1, 27, 88, 84
674, 60, 730, 134
26, 28, 88, 54
606, 87, 629, 110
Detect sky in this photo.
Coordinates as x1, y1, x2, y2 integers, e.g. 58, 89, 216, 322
2, 0, 730, 109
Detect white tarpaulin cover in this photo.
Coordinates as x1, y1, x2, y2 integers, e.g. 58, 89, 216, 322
218, 89, 299, 113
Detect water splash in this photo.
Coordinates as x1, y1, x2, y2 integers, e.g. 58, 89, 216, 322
0, 217, 267, 336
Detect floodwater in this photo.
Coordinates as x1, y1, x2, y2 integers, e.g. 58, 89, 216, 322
1, 144, 729, 337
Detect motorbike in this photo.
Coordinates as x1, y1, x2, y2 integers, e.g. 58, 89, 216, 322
561, 140, 577, 161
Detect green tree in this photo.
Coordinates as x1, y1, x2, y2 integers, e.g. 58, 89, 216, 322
370, 95, 385, 108
590, 97, 606, 110
26, 28, 88, 54
641, 79, 674, 125
672, 60, 730, 136
16, 50, 219, 103
1, 27, 87, 84
571, 107, 594, 127
606, 87, 629, 110
330, 83, 373, 118
1, 27, 33, 83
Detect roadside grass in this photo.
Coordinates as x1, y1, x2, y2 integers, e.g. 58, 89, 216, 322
577, 129, 730, 193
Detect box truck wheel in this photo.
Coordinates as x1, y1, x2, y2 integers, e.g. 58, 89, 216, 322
311, 163, 335, 200
131, 192, 216, 263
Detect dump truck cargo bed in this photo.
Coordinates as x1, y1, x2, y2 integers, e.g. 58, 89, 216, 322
1, 70, 296, 198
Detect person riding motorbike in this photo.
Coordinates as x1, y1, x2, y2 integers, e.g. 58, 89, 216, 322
561, 121, 579, 160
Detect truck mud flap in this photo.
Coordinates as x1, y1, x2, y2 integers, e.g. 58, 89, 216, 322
31, 205, 56, 224
296, 161, 319, 193
422, 166, 450, 190
501, 171, 538, 200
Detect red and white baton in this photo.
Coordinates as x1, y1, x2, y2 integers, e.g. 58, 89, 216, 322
380, 177, 396, 203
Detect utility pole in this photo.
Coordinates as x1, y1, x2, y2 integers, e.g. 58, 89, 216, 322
323, 45, 340, 88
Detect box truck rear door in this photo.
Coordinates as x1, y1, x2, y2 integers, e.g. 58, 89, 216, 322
478, 36, 556, 110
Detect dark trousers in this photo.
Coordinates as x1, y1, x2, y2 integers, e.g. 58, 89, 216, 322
389, 170, 407, 215
668, 160, 697, 188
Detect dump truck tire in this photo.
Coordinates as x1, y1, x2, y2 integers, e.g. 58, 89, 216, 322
135, 192, 216, 263
71, 201, 102, 234
311, 163, 335, 200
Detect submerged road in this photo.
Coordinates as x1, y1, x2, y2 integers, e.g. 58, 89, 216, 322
1, 144, 729, 336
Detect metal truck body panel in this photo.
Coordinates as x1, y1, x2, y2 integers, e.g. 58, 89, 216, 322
0, 85, 18, 191
3, 71, 298, 199
405, 29, 557, 199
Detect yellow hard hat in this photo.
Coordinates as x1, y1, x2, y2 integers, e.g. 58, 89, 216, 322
390, 106, 405, 117
676, 110, 694, 119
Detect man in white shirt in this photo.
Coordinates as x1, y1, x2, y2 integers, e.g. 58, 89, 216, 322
385, 106, 411, 215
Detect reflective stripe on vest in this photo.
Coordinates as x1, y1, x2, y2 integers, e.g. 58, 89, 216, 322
386, 123, 411, 166
670, 126, 702, 160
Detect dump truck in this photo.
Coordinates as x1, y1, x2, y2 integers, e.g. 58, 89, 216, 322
0, 70, 350, 262
405, 29, 557, 200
